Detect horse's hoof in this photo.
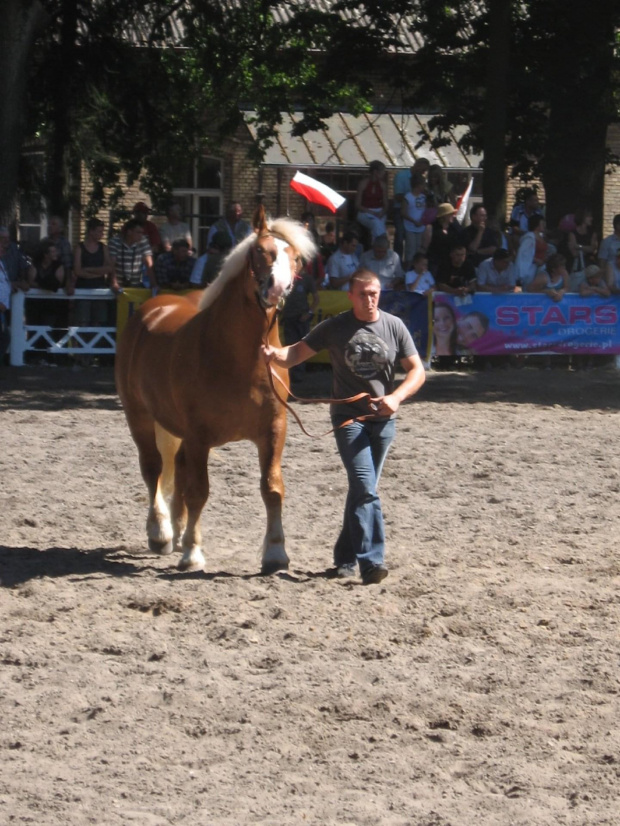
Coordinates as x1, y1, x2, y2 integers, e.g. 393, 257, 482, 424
177, 558, 204, 573
261, 559, 290, 576
148, 537, 174, 555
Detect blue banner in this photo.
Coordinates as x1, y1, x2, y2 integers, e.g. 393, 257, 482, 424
432, 293, 620, 356
379, 291, 432, 361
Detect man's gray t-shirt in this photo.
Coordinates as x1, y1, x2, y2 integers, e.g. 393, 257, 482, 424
304, 310, 417, 423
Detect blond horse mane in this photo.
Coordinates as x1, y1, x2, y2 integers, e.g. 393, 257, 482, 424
198, 217, 317, 312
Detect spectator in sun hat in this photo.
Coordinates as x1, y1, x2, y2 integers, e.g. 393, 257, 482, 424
132, 201, 162, 255
426, 202, 461, 274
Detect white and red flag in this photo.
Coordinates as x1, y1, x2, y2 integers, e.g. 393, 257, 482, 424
455, 176, 474, 224
290, 171, 346, 213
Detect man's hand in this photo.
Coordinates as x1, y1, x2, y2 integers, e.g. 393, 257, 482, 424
370, 394, 400, 416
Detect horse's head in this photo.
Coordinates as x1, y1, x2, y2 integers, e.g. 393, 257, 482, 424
249, 205, 301, 309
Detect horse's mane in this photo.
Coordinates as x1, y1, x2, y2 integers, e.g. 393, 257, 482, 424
198, 217, 318, 312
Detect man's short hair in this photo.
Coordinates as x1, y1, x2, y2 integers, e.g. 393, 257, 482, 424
123, 218, 141, 233
546, 253, 566, 273
349, 267, 380, 290
340, 230, 359, 245
412, 251, 428, 265
528, 213, 544, 232
172, 238, 190, 250
469, 203, 485, 220
613, 213, 620, 231
86, 218, 104, 232
492, 248, 510, 262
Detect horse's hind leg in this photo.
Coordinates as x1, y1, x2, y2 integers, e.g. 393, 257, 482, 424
257, 429, 289, 575
175, 439, 209, 571
153, 423, 182, 552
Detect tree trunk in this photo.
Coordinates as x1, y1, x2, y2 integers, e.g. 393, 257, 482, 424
481, 0, 511, 223
0, 1, 47, 228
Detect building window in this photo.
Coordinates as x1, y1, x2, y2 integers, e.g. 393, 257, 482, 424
172, 157, 222, 254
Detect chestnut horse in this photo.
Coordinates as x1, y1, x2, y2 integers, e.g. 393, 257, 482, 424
115, 209, 316, 574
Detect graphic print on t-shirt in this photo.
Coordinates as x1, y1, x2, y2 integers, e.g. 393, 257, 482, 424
344, 329, 390, 379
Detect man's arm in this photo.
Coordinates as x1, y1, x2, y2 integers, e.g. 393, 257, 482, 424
372, 354, 426, 415
261, 340, 317, 369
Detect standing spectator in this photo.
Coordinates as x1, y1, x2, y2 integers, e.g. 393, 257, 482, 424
43, 215, 73, 284
476, 249, 516, 294
426, 203, 461, 274
515, 214, 548, 290
393, 158, 430, 262
280, 263, 319, 381
426, 165, 455, 206
261, 269, 426, 585
132, 202, 162, 255
605, 249, 620, 294
435, 244, 477, 296
108, 219, 154, 288
598, 214, 620, 270
207, 201, 251, 249
29, 240, 66, 334
325, 230, 360, 290
402, 173, 428, 265
319, 221, 337, 265
155, 239, 195, 290
355, 160, 388, 245
567, 208, 598, 272
73, 217, 117, 328
190, 231, 232, 288
159, 203, 193, 252
459, 204, 499, 267
359, 234, 403, 290
510, 189, 543, 235
0, 226, 35, 291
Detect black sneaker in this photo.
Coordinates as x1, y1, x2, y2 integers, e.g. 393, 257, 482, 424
361, 564, 389, 585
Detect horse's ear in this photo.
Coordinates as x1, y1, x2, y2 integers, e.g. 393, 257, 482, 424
252, 204, 268, 235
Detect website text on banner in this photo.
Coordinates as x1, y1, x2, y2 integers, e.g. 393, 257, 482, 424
432, 293, 620, 356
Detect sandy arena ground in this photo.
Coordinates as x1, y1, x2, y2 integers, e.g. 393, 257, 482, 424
1, 363, 619, 826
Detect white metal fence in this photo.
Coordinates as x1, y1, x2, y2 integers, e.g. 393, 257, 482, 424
9, 288, 117, 366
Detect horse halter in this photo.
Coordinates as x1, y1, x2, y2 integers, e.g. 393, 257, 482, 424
249, 230, 297, 310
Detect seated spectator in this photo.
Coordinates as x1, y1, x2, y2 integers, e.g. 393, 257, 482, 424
155, 239, 195, 290
435, 244, 477, 296
325, 231, 360, 291
510, 189, 543, 235
529, 253, 568, 302
426, 203, 460, 274
459, 203, 499, 267
402, 172, 428, 264
190, 231, 232, 288
355, 160, 388, 245
567, 208, 598, 272
73, 217, 116, 328
393, 158, 430, 262
319, 221, 337, 264
476, 249, 516, 294
207, 201, 251, 249
515, 214, 548, 290
359, 234, 403, 290
0, 226, 35, 291
108, 218, 154, 288
405, 252, 435, 295
598, 213, 620, 271
159, 203, 193, 252
426, 165, 455, 207
132, 202, 162, 255
580, 264, 610, 298
43, 215, 73, 284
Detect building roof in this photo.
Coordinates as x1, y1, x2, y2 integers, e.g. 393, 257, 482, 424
245, 111, 482, 170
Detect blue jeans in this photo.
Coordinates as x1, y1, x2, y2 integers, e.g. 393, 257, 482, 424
333, 418, 396, 572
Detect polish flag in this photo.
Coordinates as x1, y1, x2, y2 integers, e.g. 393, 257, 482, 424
455, 176, 474, 224
290, 171, 346, 213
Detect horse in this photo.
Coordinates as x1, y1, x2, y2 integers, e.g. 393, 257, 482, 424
115, 207, 316, 575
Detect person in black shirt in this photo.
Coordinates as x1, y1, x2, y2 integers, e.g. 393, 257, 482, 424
435, 244, 477, 295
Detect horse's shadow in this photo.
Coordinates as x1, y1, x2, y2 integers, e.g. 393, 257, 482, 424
0, 545, 330, 588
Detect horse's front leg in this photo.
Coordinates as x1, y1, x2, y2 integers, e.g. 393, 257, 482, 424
176, 440, 209, 571
257, 425, 289, 575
